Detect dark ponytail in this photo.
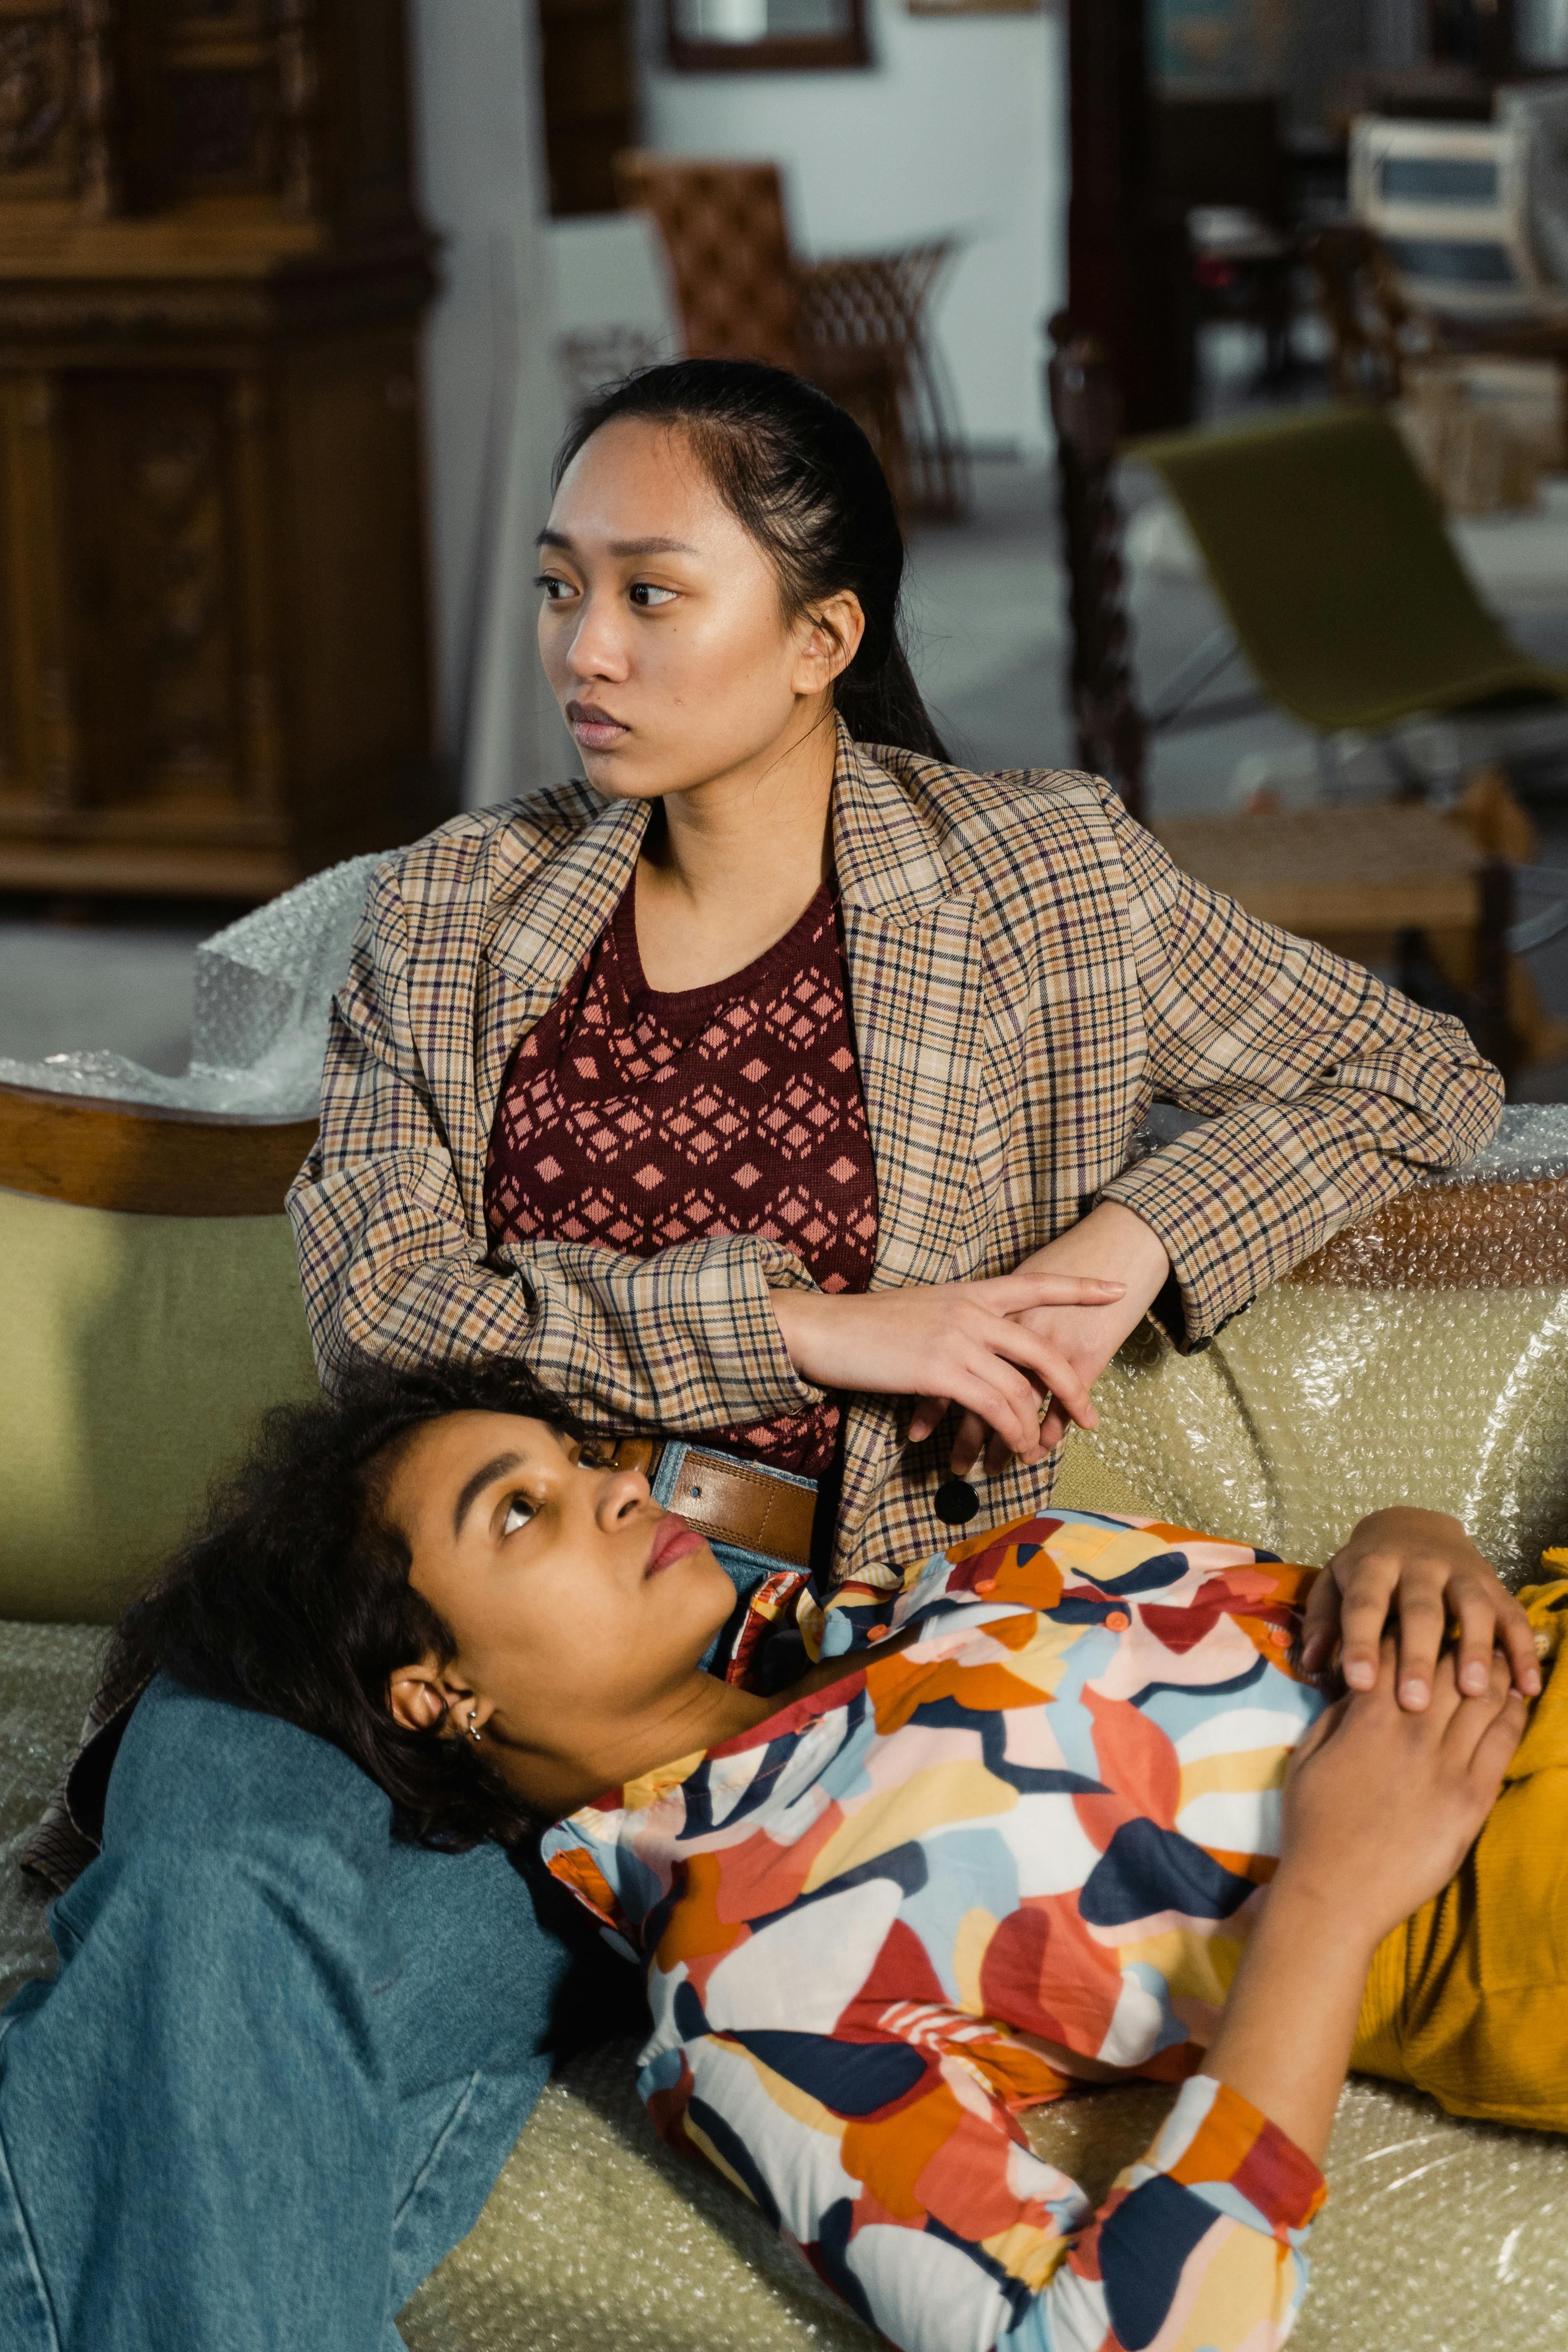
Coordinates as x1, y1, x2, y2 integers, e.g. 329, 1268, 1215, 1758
553, 359, 950, 763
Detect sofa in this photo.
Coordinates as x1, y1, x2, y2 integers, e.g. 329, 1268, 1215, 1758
3, 1095, 1568, 2350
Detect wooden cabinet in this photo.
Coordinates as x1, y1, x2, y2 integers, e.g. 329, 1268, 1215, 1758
0, 0, 439, 902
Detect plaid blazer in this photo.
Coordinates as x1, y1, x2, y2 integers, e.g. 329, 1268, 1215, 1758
288, 721, 1502, 1586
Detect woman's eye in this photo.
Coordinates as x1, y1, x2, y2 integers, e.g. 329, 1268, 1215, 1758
535, 574, 576, 602
628, 582, 676, 608
501, 1494, 537, 1536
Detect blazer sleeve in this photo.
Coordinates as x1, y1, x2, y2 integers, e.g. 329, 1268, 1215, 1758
1092, 787, 1504, 1347
654, 2031, 1323, 2352
287, 866, 825, 1424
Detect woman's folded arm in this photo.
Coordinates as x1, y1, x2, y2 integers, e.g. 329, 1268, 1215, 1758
1092, 785, 1504, 1348
288, 870, 823, 1426
654, 2028, 1322, 2352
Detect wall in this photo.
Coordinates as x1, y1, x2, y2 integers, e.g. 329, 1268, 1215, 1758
639, 0, 1066, 453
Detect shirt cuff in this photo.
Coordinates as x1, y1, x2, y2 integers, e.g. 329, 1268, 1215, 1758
1099, 1135, 1314, 1352
1137, 2074, 1328, 2247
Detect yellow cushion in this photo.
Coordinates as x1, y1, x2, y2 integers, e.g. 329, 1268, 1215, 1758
0, 1188, 319, 1623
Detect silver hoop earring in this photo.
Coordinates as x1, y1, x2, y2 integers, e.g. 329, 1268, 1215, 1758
466, 1707, 483, 1747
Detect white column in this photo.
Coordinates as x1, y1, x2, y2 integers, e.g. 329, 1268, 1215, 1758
408, 0, 573, 808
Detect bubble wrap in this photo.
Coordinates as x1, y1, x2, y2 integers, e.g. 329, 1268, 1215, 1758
1082, 1101, 1568, 1586
0, 853, 383, 1117
0, 1622, 109, 2010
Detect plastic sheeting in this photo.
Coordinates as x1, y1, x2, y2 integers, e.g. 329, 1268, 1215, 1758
0, 852, 383, 1118
1086, 1105, 1568, 1587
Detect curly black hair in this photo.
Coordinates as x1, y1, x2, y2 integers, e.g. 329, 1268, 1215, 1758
113, 1359, 596, 1851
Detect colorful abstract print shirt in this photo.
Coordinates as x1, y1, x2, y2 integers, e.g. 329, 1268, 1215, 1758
543, 1511, 1331, 2352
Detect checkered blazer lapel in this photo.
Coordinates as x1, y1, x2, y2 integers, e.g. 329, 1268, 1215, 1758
414, 787, 651, 1224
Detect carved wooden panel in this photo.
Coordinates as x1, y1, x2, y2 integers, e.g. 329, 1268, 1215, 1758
59, 374, 242, 812
280, 334, 430, 860
161, 0, 284, 200
0, 3, 437, 900
0, 1, 78, 205
0, 0, 405, 227
0, 375, 76, 813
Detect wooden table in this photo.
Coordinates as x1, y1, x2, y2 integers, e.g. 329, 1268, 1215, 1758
1154, 804, 1514, 1086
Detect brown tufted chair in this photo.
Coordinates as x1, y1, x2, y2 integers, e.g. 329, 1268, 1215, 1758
613, 151, 968, 518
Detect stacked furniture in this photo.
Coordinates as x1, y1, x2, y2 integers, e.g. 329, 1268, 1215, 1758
1350, 112, 1567, 326
0, 0, 438, 904
1323, 101, 1568, 468
1045, 318, 1568, 1085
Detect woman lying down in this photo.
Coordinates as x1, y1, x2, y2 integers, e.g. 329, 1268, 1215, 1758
112, 1360, 1561, 2352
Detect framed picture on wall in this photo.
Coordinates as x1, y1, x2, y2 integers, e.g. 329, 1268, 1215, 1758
666, 0, 870, 70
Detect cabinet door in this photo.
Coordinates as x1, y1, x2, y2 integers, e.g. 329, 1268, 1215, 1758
0, 373, 76, 817
59, 370, 250, 827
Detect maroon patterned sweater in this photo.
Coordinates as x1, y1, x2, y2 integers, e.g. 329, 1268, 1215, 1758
484, 874, 878, 1474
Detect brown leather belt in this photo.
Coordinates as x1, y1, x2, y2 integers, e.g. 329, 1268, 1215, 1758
613, 1439, 816, 1570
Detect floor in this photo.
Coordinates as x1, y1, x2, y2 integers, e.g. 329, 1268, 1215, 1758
5, 323, 1568, 1092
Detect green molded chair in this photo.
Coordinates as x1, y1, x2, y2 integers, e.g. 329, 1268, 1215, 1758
1133, 402, 1568, 738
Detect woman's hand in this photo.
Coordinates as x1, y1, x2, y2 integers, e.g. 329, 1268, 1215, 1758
1198, 1637, 1524, 2164
770, 1273, 1125, 1466
1301, 1507, 1541, 1712
910, 1203, 1172, 1474
1278, 1637, 1526, 1951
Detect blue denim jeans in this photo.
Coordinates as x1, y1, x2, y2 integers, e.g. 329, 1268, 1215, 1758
0, 1499, 802, 2350
0, 1676, 588, 2352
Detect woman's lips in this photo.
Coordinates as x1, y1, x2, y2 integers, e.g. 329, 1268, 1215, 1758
645, 1513, 705, 1579
567, 701, 628, 752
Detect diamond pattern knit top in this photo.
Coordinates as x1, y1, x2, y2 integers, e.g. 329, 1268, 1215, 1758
484, 874, 878, 1474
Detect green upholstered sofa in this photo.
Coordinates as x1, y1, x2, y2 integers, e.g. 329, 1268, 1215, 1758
4, 1087, 1568, 2352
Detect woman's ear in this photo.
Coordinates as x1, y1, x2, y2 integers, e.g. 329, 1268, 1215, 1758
388, 1658, 459, 1736
794, 590, 865, 693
